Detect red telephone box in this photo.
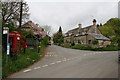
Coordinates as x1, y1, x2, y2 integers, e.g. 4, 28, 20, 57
9, 31, 21, 55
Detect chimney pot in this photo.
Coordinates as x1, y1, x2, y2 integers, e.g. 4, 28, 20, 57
78, 24, 82, 29
93, 19, 97, 25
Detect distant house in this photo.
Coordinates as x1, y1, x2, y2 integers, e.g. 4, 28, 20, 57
21, 21, 47, 49
64, 19, 111, 47
21, 21, 46, 38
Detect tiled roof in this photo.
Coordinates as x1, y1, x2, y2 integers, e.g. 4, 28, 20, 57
66, 25, 92, 34
89, 33, 110, 40
67, 28, 78, 33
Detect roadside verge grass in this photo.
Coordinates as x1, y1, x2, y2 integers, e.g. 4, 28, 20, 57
2, 44, 46, 79
63, 45, 120, 51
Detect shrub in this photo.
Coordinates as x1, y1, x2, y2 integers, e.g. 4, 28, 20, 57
63, 45, 119, 51
92, 40, 98, 45
41, 36, 49, 46
71, 41, 75, 46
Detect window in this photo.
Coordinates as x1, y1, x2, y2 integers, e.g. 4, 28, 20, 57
88, 40, 91, 44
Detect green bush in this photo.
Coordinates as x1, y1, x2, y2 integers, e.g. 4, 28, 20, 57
41, 36, 49, 46
71, 46, 92, 50
63, 45, 119, 51
71, 42, 75, 46
92, 40, 98, 45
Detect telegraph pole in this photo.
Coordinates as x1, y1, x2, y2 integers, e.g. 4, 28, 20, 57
19, 1, 23, 28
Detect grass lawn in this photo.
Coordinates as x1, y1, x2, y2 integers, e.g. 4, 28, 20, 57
2, 44, 46, 79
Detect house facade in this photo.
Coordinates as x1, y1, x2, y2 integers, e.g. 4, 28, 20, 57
64, 19, 111, 47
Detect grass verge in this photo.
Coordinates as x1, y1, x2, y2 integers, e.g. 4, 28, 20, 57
63, 45, 120, 51
2, 44, 46, 79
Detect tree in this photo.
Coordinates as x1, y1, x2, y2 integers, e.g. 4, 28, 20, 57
100, 23, 102, 26
42, 25, 51, 36
53, 26, 64, 45
99, 18, 120, 44
59, 26, 62, 32
97, 24, 99, 27
41, 36, 49, 46
1, 1, 30, 28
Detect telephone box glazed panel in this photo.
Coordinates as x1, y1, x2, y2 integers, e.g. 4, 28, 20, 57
9, 31, 21, 55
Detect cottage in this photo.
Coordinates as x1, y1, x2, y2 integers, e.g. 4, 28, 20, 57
21, 21, 47, 50
64, 19, 111, 47
21, 21, 46, 38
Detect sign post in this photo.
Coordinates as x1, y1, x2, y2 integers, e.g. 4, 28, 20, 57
3, 27, 10, 64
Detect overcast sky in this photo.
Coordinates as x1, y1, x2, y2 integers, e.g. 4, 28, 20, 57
26, 0, 119, 35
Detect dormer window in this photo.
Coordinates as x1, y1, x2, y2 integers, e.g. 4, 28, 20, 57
65, 34, 69, 37
82, 32, 85, 35
75, 34, 79, 36
69, 33, 73, 36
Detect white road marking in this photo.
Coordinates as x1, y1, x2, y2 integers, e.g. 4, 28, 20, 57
34, 67, 41, 69
50, 62, 55, 65
64, 57, 66, 59
67, 59, 70, 60
42, 65, 48, 67
56, 61, 61, 63
23, 69, 32, 72
63, 60, 67, 62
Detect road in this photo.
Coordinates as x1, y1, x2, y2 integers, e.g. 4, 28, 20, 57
10, 45, 118, 78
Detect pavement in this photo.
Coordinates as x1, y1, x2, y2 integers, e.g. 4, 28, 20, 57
10, 45, 119, 78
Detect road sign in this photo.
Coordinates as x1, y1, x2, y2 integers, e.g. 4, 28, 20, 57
3, 27, 10, 64
7, 43, 10, 55
3, 27, 9, 34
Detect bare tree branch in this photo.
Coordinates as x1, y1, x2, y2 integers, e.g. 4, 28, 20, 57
2, 1, 29, 26
42, 25, 51, 36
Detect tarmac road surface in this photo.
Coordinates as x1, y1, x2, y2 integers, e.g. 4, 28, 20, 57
10, 45, 119, 78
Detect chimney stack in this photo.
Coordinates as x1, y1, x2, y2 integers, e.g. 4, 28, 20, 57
78, 24, 82, 33
93, 19, 96, 25
78, 24, 82, 29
